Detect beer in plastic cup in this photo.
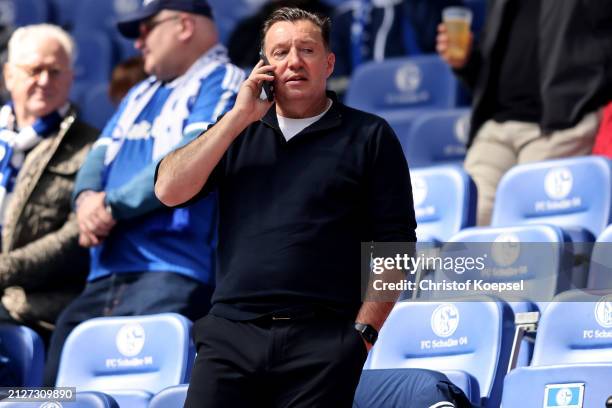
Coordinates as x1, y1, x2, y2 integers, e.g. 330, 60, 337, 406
442, 7, 473, 61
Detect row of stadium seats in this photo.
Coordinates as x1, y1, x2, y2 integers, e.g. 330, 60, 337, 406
415, 156, 612, 243
367, 289, 612, 407
2, 286, 611, 408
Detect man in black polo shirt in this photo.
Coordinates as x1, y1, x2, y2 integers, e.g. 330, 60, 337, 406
155, 7, 416, 407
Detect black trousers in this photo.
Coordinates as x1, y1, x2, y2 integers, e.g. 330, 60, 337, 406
184, 313, 368, 408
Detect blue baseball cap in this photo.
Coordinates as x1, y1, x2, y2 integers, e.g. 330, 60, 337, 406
117, 0, 213, 39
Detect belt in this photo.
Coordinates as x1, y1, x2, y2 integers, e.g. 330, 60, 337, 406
262, 306, 344, 322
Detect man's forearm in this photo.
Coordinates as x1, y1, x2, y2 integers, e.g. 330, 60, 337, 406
155, 108, 252, 207
356, 300, 396, 333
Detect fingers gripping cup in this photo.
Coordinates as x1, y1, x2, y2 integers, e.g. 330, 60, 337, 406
442, 6, 473, 61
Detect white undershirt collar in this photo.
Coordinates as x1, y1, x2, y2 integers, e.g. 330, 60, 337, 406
277, 98, 333, 142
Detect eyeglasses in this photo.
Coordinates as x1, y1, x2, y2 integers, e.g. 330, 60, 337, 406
14, 64, 67, 81
140, 15, 180, 36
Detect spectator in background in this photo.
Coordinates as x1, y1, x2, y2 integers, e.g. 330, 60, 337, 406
227, 0, 332, 68
0, 24, 97, 343
0, 19, 15, 104
437, 0, 612, 225
331, 0, 461, 78
43, 0, 243, 385
108, 55, 147, 105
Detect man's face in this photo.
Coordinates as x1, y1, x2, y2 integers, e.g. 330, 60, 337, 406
4, 37, 73, 120
135, 10, 182, 80
263, 19, 334, 104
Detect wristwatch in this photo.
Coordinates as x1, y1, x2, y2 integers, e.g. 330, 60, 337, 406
354, 322, 378, 345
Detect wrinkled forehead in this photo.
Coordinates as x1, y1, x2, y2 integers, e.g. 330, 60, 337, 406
264, 19, 323, 50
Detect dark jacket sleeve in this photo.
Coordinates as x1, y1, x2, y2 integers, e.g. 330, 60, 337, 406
366, 120, 417, 242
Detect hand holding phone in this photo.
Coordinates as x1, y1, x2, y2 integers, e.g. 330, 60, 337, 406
259, 50, 274, 102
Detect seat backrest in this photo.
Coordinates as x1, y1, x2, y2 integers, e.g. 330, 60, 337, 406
0, 324, 44, 387
588, 224, 612, 289
55, 313, 194, 394
80, 82, 116, 130
491, 156, 612, 236
73, 31, 114, 83
48, 0, 81, 30
344, 55, 458, 115
72, 0, 140, 34
531, 289, 612, 366
402, 109, 470, 168
0, 0, 49, 27
366, 297, 515, 407
411, 165, 476, 242
437, 225, 574, 307
148, 384, 189, 408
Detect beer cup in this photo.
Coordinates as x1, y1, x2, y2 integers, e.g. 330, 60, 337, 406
442, 7, 473, 61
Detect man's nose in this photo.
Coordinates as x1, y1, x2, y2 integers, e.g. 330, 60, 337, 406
36, 70, 50, 86
286, 48, 303, 70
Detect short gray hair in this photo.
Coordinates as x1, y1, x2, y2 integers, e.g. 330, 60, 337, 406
7, 24, 76, 66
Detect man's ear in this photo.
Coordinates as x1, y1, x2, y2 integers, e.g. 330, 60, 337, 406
325, 51, 335, 79
178, 14, 195, 42
3, 63, 14, 93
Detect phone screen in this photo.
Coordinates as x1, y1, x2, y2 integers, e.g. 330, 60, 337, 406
259, 50, 274, 101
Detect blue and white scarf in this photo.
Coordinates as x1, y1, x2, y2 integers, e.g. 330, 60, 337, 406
104, 44, 231, 166
0, 103, 66, 225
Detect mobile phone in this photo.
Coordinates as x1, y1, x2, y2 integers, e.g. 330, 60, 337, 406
259, 49, 274, 102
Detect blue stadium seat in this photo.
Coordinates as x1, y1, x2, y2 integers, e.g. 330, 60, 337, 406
411, 165, 476, 243
588, 225, 612, 289
48, 0, 81, 30
0, 391, 119, 407
401, 108, 470, 167
365, 297, 515, 407
502, 289, 612, 408
0, 324, 44, 387
72, 0, 140, 35
55, 313, 195, 408
80, 82, 116, 130
70, 80, 97, 110
491, 156, 612, 238
344, 55, 459, 119
73, 31, 114, 83
438, 225, 574, 309
0, 0, 49, 27
72, 0, 141, 64
148, 384, 188, 408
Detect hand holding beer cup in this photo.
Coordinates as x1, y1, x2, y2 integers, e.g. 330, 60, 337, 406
437, 7, 473, 68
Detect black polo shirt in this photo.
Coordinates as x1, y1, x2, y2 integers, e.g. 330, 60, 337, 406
176, 94, 417, 320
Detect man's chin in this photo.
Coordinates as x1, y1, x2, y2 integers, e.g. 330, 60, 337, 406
27, 103, 59, 118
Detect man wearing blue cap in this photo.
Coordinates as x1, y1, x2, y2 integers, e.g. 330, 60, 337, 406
43, 0, 244, 385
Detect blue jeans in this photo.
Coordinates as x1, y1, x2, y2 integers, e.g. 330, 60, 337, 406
43, 271, 213, 386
